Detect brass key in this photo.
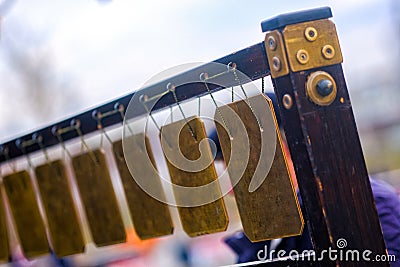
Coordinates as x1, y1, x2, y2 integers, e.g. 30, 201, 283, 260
3, 170, 49, 258
215, 94, 303, 241
35, 160, 85, 257
161, 116, 228, 237
113, 136, 174, 240
72, 150, 126, 247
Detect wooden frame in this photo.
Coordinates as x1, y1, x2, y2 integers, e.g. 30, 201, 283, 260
0, 6, 388, 267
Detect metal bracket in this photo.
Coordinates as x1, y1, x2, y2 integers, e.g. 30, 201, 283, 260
282, 19, 343, 72
264, 30, 289, 78
262, 7, 342, 74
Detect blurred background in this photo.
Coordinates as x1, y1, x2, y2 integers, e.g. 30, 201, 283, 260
0, 0, 399, 266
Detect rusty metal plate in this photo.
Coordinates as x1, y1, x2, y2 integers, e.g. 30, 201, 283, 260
283, 19, 343, 72
3, 170, 49, 258
35, 160, 85, 257
72, 150, 126, 247
264, 30, 289, 78
160, 116, 228, 237
0, 186, 9, 262
215, 94, 303, 241
113, 136, 174, 240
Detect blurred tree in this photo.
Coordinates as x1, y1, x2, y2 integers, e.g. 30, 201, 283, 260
0, 21, 80, 136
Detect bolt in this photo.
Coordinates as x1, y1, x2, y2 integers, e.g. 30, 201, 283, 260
322, 45, 335, 59
282, 94, 293, 109
316, 79, 333, 97
272, 57, 281, 71
268, 36, 277, 50
305, 27, 318, 42
296, 49, 309, 64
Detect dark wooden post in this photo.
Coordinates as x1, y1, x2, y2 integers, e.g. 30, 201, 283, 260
261, 7, 388, 266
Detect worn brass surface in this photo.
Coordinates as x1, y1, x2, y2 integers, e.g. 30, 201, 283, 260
3, 171, 49, 258
72, 150, 126, 247
264, 30, 289, 78
35, 160, 85, 257
306, 71, 337, 106
215, 94, 303, 241
113, 137, 174, 240
283, 19, 343, 72
0, 186, 9, 262
161, 117, 228, 237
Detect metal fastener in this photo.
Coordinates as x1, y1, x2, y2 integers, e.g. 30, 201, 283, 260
316, 79, 333, 97
272, 57, 281, 71
304, 27, 318, 42
267, 36, 277, 51
306, 71, 337, 106
282, 94, 293, 109
296, 49, 309, 65
322, 44, 335, 59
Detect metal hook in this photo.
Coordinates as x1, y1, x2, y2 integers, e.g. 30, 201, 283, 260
15, 138, 34, 170
167, 83, 197, 141
168, 84, 194, 134
227, 62, 236, 71
52, 119, 98, 163
231, 63, 264, 132
139, 94, 163, 133
115, 102, 148, 151
200, 72, 232, 139
92, 109, 113, 147
116, 103, 134, 136
72, 119, 99, 164
32, 133, 50, 163
52, 125, 72, 159
139, 94, 172, 147
227, 62, 235, 102
199, 62, 234, 82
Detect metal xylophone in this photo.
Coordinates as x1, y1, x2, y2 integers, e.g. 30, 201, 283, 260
0, 7, 389, 267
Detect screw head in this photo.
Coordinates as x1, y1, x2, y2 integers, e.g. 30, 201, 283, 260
296, 49, 309, 65
322, 45, 335, 59
268, 36, 277, 51
305, 27, 318, 42
272, 57, 281, 71
282, 94, 293, 109
316, 79, 333, 97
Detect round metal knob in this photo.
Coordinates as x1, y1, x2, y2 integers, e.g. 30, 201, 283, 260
316, 79, 333, 97
306, 71, 337, 106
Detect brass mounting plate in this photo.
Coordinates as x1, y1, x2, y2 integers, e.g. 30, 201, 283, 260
264, 30, 289, 78
283, 19, 343, 72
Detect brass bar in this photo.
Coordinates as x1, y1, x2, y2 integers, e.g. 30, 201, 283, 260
215, 94, 303, 241
72, 150, 126, 247
3, 171, 49, 258
0, 186, 9, 262
35, 160, 85, 257
161, 117, 229, 237
113, 137, 174, 240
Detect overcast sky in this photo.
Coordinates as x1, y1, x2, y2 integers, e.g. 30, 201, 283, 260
0, 0, 396, 141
